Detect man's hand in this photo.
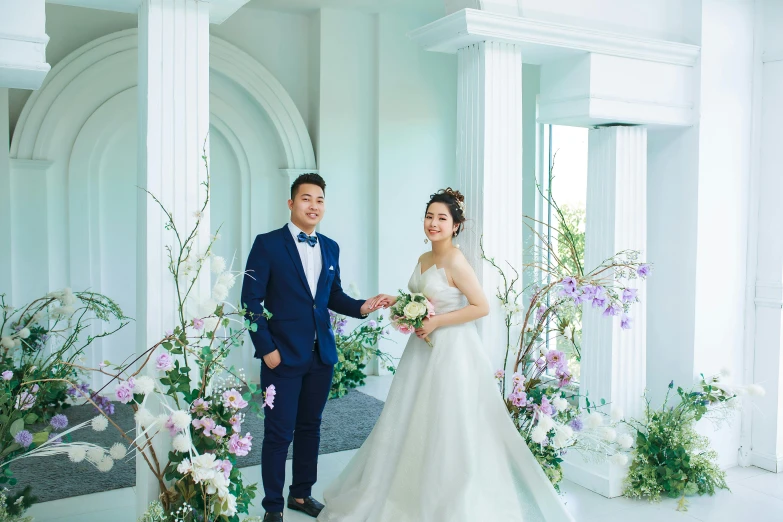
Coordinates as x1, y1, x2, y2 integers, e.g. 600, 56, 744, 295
263, 349, 282, 369
360, 294, 396, 316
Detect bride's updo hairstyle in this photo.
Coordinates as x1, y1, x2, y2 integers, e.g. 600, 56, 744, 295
426, 188, 467, 237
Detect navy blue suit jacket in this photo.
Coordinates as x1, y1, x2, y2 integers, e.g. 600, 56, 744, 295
241, 225, 365, 376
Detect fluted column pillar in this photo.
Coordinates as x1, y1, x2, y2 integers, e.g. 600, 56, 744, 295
0, 89, 10, 299
457, 41, 523, 369
136, 0, 211, 513
569, 125, 648, 497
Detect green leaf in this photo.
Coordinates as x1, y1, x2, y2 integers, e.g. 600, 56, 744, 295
9, 418, 24, 437
250, 323, 258, 333
32, 431, 49, 444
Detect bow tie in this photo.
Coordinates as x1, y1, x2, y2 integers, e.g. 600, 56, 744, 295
297, 232, 318, 247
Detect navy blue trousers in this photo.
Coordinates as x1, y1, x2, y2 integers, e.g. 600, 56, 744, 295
260, 344, 334, 513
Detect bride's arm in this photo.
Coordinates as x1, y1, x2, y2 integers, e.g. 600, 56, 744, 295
415, 254, 489, 337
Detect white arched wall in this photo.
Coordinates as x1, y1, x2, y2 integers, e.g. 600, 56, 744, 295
10, 29, 314, 384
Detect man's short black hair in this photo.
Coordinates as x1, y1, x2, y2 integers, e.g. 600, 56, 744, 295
291, 173, 326, 199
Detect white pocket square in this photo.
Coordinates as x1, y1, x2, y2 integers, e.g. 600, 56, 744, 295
329, 266, 334, 271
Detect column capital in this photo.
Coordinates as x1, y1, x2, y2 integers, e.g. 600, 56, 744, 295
0, 0, 50, 89
409, 8, 699, 65
49, 0, 250, 24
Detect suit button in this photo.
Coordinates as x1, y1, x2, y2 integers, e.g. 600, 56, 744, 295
313, 304, 317, 309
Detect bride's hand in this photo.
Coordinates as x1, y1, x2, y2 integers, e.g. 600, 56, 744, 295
415, 317, 438, 339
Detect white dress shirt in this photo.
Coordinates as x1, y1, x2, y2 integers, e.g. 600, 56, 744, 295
288, 222, 322, 298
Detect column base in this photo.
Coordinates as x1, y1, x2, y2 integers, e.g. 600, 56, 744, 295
750, 450, 783, 473
561, 453, 626, 498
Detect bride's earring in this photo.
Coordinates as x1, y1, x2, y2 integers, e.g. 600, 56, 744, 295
424, 238, 429, 244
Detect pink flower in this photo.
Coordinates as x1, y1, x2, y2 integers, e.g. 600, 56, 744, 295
395, 323, 414, 335
193, 417, 217, 437
263, 385, 276, 410
192, 318, 204, 330
228, 433, 253, 456
494, 369, 505, 380
115, 384, 133, 404
222, 389, 249, 410
14, 390, 35, 410
510, 391, 527, 408
511, 372, 524, 385
1, 370, 12, 381
229, 414, 243, 432
190, 398, 211, 416
216, 459, 233, 479
425, 300, 436, 318
212, 425, 227, 438
155, 353, 174, 372
166, 416, 179, 436
546, 350, 565, 370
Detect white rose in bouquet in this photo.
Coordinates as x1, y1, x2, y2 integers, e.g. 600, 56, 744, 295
403, 301, 427, 320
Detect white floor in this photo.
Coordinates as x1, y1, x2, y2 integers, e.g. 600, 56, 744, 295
26, 376, 783, 522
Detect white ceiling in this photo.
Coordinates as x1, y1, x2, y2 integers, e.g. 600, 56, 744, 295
245, 0, 444, 16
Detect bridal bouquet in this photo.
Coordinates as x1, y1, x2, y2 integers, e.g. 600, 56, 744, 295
389, 291, 435, 347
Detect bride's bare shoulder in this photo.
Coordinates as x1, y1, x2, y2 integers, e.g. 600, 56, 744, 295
443, 248, 471, 272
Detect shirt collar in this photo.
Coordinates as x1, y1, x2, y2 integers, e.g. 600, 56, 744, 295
288, 222, 317, 239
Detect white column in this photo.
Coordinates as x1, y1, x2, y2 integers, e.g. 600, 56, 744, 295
457, 41, 523, 370
0, 0, 49, 89
136, 0, 211, 513
569, 126, 647, 497
0, 89, 10, 299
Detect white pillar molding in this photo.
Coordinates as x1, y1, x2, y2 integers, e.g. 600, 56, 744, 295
456, 41, 523, 369
136, 0, 211, 513
279, 168, 319, 188
0, 89, 10, 300
564, 126, 648, 497
0, 0, 50, 89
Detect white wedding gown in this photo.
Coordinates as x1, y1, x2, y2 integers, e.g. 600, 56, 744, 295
317, 263, 575, 522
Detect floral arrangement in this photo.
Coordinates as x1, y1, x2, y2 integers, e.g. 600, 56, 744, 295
329, 310, 395, 399
0, 288, 129, 511
622, 371, 762, 510
482, 187, 649, 489
389, 291, 435, 347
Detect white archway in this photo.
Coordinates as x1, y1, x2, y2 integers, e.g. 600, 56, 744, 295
9, 29, 313, 381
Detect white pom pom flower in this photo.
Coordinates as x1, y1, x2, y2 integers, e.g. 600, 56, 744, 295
530, 425, 548, 444
599, 427, 617, 442
211, 256, 227, 275
133, 376, 155, 396
87, 447, 105, 464
610, 406, 624, 422
586, 412, 604, 429
172, 433, 192, 453
617, 433, 634, 449
171, 410, 192, 431
68, 447, 86, 463
110, 443, 127, 460
610, 453, 629, 467
91, 415, 108, 432
97, 456, 115, 472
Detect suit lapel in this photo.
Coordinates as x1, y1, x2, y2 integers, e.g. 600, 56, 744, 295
281, 225, 312, 297
315, 234, 330, 299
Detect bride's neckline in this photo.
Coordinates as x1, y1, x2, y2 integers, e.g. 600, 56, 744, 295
417, 262, 460, 290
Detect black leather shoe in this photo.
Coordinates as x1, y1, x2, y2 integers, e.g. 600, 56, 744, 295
287, 495, 325, 518
263, 512, 283, 522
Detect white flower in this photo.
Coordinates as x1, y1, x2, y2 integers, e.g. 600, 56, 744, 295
610, 406, 624, 422
610, 453, 629, 467
586, 412, 604, 429
170, 410, 192, 431
403, 301, 427, 320
97, 456, 114, 472
212, 283, 229, 302
87, 447, 105, 464
18, 328, 30, 339
177, 458, 192, 475
552, 397, 569, 412
617, 433, 634, 449
68, 447, 86, 463
537, 415, 555, 433
217, 272, 236, 289
221, 494, 238, 517
552, 432, 570, 449
211, 256, 227, 274
32, 312, 43, 322
133, 376, 155, 396
746, 384, 766, 396
198, 298, 218, 317
0, 337, 14, 349
190, 453, 218, 483
557, 424, 574, 440
135, 407, 156, 428
530, 425, 548, 444
110, 443, 127, 460
91, 415, 108, 432
61, 288, 76, 306
172, 433, 192, 453
598, 427, 617, 442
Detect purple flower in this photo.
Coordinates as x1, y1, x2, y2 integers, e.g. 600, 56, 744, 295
263, 384, 276, 410
368, 320, 377, 328
190, 398, 211, 416
509, 391, 527, 408
155, 353, 174, 372
603, 303, 622, 317
15, 390, 36, 410
1, 370, 12, 381
535, 304, 547, 323
213, 425, 227, 438
228, 433, 253, 456
48, 432, 63, 444
591, 287, 608, 309
559, 277, 578, 297
115, 384, 133, 404
580, 285, 598, 300
637, 264, 651, 278
535, 358, 547, 371
557, 369, 573, 387
216, 459, 233, 479
14, 430, 33, 448
569, 417, 584, 432
192, 318, 204, 330
620, 314, 633, 330
622, 288, 638, 303
539, 396, 554, 416
50, 414, 68, 430
546, 350, 565, 370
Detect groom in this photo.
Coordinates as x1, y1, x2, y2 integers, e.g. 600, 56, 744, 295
242, 173, 388, 522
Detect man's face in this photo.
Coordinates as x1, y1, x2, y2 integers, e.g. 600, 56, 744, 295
288, 183, 325, 232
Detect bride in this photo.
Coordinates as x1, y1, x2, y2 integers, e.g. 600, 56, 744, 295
317, 188, 574, 522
